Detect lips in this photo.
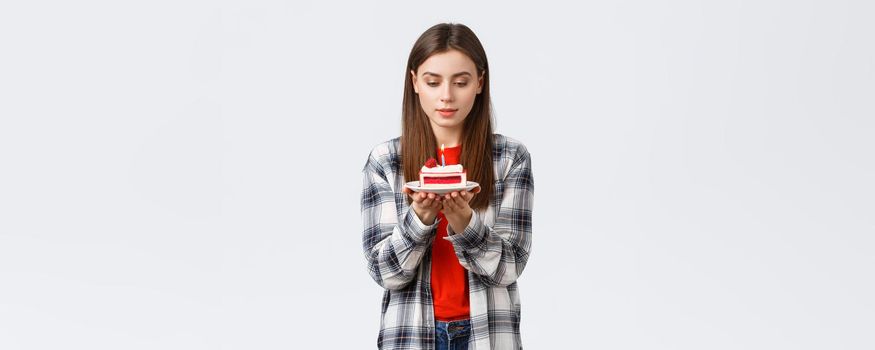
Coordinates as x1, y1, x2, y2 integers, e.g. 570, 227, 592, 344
437, 109, 457, 117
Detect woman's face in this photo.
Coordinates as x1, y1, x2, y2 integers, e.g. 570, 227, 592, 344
411, 49, 483, 133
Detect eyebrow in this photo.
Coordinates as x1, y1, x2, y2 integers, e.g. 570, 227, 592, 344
422, 71, 473, 78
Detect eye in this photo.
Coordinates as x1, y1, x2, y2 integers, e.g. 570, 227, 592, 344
454, 82, 468, 87
426, 82, 439, 87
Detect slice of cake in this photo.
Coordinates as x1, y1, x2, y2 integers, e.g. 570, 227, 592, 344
419, 158, 466, 189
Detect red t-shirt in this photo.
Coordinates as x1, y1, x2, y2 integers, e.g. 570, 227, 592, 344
430, 144, 470, 321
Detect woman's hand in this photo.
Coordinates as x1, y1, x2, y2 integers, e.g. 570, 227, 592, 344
402, 187, 443, 225
441, 187, 481, 234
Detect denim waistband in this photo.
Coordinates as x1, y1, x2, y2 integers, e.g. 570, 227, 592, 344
435, 318, 471, 327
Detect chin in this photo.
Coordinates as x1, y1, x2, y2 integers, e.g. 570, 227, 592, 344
432, 115, 467, 126
432, 119, 464, 129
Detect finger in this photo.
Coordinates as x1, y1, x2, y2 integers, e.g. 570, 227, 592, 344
453, 192, 468, 208
416, 192, 429, 203
430, 194, 443, 206
454, 194, 468, 208
461, 191, 474, 202
444, 195, 457, 211
450, 195, 463, 208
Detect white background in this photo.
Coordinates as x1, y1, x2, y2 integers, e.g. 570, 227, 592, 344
1, 1, 873, 349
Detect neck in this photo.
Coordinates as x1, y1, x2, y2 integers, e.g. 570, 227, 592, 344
430, 122, 462, 148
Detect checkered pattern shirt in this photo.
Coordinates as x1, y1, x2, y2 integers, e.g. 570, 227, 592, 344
361, 134, 534, 349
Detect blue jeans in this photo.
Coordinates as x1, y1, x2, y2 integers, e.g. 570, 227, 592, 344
435, 318, 471, 350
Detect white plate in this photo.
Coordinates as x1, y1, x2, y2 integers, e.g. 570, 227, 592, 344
404, 181, 480, 195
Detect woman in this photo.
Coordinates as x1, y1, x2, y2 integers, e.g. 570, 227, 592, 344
361, 23, 534, 350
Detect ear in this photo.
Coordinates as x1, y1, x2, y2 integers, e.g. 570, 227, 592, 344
410, 70, 418, 94
477, 71, 485, 94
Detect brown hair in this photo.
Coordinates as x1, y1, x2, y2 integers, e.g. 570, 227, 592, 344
401, 23, 494, 210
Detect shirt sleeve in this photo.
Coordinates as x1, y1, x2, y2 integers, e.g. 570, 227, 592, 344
444, 147, 534, 287
361, 151, 438, 290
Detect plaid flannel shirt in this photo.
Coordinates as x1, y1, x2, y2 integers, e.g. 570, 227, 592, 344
361, 134, 534, 350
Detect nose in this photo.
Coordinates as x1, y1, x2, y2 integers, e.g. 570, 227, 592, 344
440, 84, 453, 103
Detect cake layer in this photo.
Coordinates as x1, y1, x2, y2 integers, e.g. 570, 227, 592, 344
423, 176, 463, 184
419, 183, 466, 189
420, 164, 463, 173
418, 164, 466, 189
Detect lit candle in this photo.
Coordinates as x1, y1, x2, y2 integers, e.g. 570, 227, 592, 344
440, 144, 446, 167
